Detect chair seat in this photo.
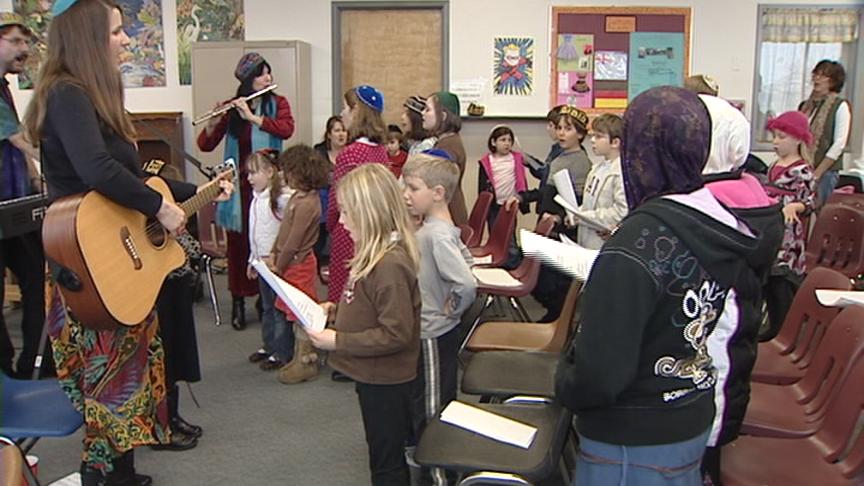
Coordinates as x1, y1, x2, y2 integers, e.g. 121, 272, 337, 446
0, 376, 83, 440
722, 434, 856, 485
415, 402, 568, 482
461, 351, 558, 399
741, 381, 818, 439
750, 341, 806, 385
466, 321, 556, 352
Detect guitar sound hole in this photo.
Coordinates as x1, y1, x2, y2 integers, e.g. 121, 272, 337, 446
146, 218, 168, 248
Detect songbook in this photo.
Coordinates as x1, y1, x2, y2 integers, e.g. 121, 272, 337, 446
520, 229, 599, 281
553, 194, 613, 233
439, 400, 537, 449
815, 289, 864, 308
472, 267, 523, 288
252, 260, 326, 332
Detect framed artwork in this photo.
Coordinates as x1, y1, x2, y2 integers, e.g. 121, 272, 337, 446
177, 0, 244, 85
493, 37, 533, 95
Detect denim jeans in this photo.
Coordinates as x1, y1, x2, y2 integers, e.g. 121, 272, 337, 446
258, 278, 294, 361
574, 429, 710, 486
816, 169, 840, 208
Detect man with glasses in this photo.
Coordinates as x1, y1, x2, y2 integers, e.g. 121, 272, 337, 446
0, 12, 48, 379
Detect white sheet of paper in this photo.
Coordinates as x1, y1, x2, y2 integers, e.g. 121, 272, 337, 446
473, 254, 493, 266
49, 473, 81, 486
520, 229, 598, 281
552, 170, 580, 213
553, 194, 611, 233
252, 260, 326, 332
815, 289, 864, 308
559, 233, 578, 246
472, 267, 522, 287
439, 400, 537, 449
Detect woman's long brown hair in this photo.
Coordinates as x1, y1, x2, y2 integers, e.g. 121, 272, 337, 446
24, 0, 136, 144
343, 88, 387, 144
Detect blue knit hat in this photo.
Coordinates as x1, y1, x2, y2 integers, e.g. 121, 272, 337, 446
355, 85, 384, 113
52, 0, 79, 17
234, 52, 265, 82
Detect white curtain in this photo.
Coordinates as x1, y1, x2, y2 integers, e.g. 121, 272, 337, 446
762, 8, 859, 43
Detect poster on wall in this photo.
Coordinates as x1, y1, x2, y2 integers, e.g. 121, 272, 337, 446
594, 51, 628, 81
177, 0, 245, 85
627, 32, 684, 101
493, 37, 533, 96
556, 34, 593, 108
13, 0, 167, 88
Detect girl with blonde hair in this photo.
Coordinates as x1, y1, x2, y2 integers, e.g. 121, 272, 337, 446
308, 164, 420, 485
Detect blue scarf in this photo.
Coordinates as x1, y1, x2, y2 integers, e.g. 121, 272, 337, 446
216, 96, 282, 232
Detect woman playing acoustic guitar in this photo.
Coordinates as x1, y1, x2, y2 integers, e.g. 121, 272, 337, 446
23, 1, 232, 484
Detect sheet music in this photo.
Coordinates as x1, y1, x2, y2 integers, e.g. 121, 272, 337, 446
472, 267, 522, 287
553, 195, 612, 233
520, 229, 598, 281
815, 290, 864, 308
439, 400, 537, 449
473, 254, 493, 266
252, 260, 326, 332
552, 169, 580, 213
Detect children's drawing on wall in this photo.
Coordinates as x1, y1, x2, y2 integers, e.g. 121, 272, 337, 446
493, 37, 533, 96
14, 0, 166, 88
178, 0, 245, 85
594, 51, 628, 81
556, 34, 593, 108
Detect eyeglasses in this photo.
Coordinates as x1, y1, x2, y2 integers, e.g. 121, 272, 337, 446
0, 37, 30, 47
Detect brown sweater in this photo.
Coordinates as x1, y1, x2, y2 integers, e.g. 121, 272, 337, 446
435, 133, 469, 225
272, 190, 320, 272
328, 247, 421, 385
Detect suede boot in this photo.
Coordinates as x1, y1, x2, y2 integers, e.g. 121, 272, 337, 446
278, 339, 319, 384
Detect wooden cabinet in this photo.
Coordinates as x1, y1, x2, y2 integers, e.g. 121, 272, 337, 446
131, 111, 185, 178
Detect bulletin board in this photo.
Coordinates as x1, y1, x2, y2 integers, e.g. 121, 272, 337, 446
551, 7, 691, 114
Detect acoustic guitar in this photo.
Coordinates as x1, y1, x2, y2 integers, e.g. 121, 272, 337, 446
42, 163, 234, 330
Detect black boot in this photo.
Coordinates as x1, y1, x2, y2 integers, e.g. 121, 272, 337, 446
169, 384, 203, 438
105, 451, 152, 486
231, 296, 246, 330
80, 462, 107, 486
151, 385, 198, 451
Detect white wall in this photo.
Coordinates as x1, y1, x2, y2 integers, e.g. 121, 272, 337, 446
3, 0, 862, 175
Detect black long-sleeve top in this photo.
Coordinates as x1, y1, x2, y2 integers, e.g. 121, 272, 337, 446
41, 83, 195, 214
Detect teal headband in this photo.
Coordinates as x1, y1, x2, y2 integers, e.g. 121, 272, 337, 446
52, 0, 79, 17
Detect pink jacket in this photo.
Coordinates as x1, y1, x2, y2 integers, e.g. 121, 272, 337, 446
479, 151, 528, 196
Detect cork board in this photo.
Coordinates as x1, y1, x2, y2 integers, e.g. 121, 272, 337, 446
340, 9, 443, 124
551, 7, 691, 115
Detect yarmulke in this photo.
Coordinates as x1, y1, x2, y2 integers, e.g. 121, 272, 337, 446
52, 0, 79, 17
0, 12, 29, 33
403, 95, 426, 115
355, 85, 384, 113
234, 52, 265, 82
766, 111, 813, 146
421, 148, 452, 161
558, 105, 589, 132
435, 92, 460, 116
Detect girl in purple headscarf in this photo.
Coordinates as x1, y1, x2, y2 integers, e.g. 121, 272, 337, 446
555, 86, 765, 486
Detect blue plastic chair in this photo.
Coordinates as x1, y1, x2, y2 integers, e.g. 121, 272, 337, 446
0, 373, 83, 450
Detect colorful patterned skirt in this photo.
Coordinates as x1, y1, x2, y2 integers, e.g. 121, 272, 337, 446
46, 288, 169, 472
275, 252, 319, 321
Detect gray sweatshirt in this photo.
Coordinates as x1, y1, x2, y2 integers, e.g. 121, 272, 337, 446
417, 216, 477, 339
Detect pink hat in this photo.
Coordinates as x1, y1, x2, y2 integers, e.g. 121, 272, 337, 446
766, 111, 813, 146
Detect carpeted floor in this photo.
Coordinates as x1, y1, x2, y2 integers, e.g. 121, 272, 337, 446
3, 273, 566, 485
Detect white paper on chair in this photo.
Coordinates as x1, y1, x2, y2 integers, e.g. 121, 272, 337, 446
553, 195, 612, 234
471, 267, 522, 287
251, 260, 326, 332
473, 254, 493, 266
520, 229, 599, 281
815, 289, 864, 308
49, 473, 80, 486
439, 400, 537, 449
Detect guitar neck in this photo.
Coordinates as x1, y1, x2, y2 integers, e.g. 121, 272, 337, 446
180, 179, 223, 217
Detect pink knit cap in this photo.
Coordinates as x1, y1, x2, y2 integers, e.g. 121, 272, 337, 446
766, 111, 813, 146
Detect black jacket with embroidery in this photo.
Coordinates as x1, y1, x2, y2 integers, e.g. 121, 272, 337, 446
555, 197, 761, 446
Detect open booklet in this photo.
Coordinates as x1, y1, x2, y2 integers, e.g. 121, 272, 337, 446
815, 289, 864, 308
519, 228, 599, 281
439, 400, 537, 449
553, 194, 613, 234
551, 170, 612, 233
251, 260, 326, 332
